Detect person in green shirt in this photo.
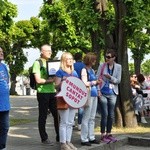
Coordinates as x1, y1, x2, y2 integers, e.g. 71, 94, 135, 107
32, 44, 59, 145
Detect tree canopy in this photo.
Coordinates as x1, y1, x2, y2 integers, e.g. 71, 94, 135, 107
0, 0, 150, 127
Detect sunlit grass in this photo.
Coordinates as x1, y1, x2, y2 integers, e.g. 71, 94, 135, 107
112, 126, 150, 134
95, 124, 150, 134
10, 118, 35, 126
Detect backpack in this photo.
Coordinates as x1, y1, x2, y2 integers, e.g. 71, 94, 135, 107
29, 59, 43, 90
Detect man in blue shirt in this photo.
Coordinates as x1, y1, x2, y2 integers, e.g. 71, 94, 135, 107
74, 52, 85, 130
0, 47, 10, 150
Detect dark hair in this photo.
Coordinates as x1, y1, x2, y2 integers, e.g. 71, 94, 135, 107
137, 73, 145, 83
106, 49, 117, 57
74, 52, 83, 61
83, 52, 97, 65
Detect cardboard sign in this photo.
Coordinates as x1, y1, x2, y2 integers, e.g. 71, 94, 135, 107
56, 76, 88, 108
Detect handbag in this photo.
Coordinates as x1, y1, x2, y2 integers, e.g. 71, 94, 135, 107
84, 86, 91, 107
56, 97, 69, 110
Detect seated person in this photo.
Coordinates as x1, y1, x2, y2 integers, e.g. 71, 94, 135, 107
137, 73, 150, 90
130, 74, 147, 123
137, 73, 150, 117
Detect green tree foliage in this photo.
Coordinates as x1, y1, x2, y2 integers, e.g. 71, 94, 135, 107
40, 1, 79, 49
0, 0, 42, 94
128, 63, 134, 75
7, 19, 42, 95
126, 0, 150, 74
39, 0, 106, 54
141, 60, 150, 75
0, 0, 17, 48
29, 17, 42, 48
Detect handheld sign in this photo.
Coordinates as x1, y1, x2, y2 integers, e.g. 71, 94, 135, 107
56, 76, 88, 108
47, 60, 60, 76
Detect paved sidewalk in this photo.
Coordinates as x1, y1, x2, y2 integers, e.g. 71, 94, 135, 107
8, 95, 104, 150
7, 96, 150, 150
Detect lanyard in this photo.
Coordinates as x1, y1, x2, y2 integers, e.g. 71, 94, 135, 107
107, 64, 114, 76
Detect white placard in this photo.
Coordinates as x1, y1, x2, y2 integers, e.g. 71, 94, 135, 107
47, 60, 60, 76
56, 76, 88, 108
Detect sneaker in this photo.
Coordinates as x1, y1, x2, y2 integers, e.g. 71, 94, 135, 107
101, 136, 111, 144
61, 144, 71, 150
141, 117, 148, 124
81, 141, 91, 146
42, 139, 54, 145
89, 139, 100, 144
135, 110, 139, 115
106, 134, 117, 143
67, 142, 77, 150
77, 124, 81, 131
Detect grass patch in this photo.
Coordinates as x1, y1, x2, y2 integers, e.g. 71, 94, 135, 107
10, 118, 35, 126
95, 124, 150, 134
112, 126, 150, 134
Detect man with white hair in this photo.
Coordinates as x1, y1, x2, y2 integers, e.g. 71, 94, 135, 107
32, 44, 59, 145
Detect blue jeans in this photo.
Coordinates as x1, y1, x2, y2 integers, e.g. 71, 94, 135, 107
99, 94, 117, 134
0, 111, 9, 149
78, 107, 84, 124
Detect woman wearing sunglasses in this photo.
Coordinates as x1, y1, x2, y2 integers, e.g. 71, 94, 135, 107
96, 49, 122, 143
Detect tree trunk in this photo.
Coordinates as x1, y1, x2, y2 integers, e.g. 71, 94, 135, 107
90, 31, 101, 69
112, 0, 137, 127
10, 73, 17, 95
134, 57, 141, 75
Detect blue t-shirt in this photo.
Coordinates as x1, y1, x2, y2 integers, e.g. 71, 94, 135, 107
56, 69, 78, 79
74, 61, 85, 79
0, 63, 10, 111
87, 68, 98, 97
101, 65, 114, 95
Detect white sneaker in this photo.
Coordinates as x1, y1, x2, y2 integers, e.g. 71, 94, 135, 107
135, 110, 139, 115
95, 113, 101, 118
67, 142, 77, 150
77, 124, 81, 131
61, 143, 71, 150
141, 117, 148, 123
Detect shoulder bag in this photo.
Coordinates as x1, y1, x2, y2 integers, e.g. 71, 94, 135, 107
56, 96, 69, 110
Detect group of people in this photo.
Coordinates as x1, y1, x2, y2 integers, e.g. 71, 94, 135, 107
130, 73, 150, 123
32, 44, 122, 150
0, 44, 122, 150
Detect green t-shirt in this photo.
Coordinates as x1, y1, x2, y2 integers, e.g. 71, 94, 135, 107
32, 58, 56, 93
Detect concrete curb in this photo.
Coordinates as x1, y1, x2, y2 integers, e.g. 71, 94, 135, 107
77, 136, 128, 150
128, 136, 150, 147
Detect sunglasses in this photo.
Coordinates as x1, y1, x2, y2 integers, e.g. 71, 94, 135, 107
132, 75, 137, 78
105, 55, 114, 59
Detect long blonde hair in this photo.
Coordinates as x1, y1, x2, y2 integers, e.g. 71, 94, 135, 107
60, 52, 74, 73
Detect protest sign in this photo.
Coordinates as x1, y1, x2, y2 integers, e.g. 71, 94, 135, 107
56, 76, 88, 108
